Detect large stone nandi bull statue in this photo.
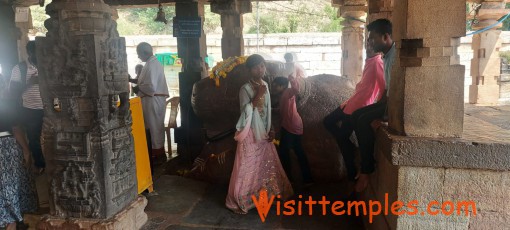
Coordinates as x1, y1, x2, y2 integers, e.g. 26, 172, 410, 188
189, 57, 354, 184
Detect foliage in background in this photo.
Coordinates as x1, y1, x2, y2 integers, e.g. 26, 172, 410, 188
26, 0, 355, 36
204, 5, 222, 34
502, 3, 510, 31
500, 51, 510, 63
244, 1, 343, 34
117, 6, 175, 35
29, 1, 510, 36
118, 5, 220, 35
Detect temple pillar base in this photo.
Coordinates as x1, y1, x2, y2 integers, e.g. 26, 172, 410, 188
33, 196, 148, 230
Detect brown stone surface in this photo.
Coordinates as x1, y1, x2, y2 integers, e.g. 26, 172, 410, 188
468, 211, 510, 230
396, 210, 469, 230
398, 166, 444, 206
406, 0, 465, 39
36, 196, 148, 230
389, 0, 466, 136
403, 65, 465, 137
443, 168, 510, 214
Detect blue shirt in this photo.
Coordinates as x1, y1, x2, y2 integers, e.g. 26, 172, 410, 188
383, 42, 396, 96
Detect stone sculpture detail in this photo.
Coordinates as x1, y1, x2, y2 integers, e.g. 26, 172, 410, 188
37, 0, 136, 219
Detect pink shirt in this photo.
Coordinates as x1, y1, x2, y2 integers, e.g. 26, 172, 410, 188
342, 54, 385, 115
279, 78, 303, 135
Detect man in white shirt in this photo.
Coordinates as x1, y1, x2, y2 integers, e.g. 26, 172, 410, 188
9, 41, 45, 173
284, 52, 307, 79
134, 42, 169, 164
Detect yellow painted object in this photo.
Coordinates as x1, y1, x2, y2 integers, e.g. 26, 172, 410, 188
129, 97, 154, 193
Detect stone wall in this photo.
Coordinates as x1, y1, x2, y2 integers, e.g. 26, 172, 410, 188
123, 32, 510, 103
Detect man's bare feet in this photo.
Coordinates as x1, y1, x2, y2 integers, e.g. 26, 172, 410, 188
355, 174, 369, 192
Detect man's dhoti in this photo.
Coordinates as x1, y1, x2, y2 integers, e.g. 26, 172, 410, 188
141, 96, 167, 149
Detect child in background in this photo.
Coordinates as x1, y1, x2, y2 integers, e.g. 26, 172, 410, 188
129, 64, 144, 96
272, 74, 313, 187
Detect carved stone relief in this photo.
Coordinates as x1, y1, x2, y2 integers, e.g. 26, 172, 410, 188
36, 0, 136, 219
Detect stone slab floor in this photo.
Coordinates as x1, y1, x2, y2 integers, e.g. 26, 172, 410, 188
463, 104, 510, 144
140, 175, 364, 230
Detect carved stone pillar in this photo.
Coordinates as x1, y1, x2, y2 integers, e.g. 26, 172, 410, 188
389, 0, 466, 137
334, 0, 367, 84
211, 0, 251, 59
0, 2, 18, 77
35, 0, 146, 228
468, 1, 509, 105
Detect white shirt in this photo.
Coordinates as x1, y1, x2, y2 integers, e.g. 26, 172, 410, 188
10, 61, 43, 109
138, 56, 169, 97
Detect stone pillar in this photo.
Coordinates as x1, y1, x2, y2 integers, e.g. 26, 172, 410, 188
36, 0, 146, 228
468, 1, 509, 105
174, 1, 207, 162
176, 1, 207, 75
388, 0, 465, 137
334, 0, 367, 84
211, 0, 251, 59
367, 0, 392, 23
0, 2, 18, 77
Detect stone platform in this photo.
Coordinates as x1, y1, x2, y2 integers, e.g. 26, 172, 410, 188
362, 105, 510, 230
377, 104, 510, 171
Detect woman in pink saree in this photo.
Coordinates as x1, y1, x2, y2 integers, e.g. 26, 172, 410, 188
226, 54, 293, 214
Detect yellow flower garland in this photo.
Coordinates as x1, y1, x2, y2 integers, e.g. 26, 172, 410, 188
209, 56, 248, 87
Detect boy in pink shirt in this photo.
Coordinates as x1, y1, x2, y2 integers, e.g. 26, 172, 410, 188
323, 43, 385, 185
272, 75, 313, 186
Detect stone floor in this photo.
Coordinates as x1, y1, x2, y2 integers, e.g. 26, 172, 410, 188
463, 104, 510, 144
140, 175, 364, 230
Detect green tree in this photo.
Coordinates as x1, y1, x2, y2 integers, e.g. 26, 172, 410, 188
117, 5, 220, 35
204, 5, 221, 34
117, 6, 175, 35
245, 1, 343, 34
319, 5, 343, 32
502, 3, 510, 31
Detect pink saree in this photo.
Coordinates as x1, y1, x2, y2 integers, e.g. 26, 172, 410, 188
226, 82, 293, 214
